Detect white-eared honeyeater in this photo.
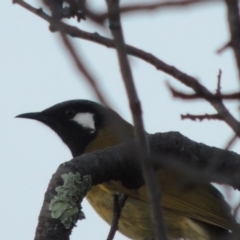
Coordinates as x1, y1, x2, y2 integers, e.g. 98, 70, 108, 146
16, 100, 236, 240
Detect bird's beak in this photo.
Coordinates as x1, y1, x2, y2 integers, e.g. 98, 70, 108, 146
15, 112, 41, 120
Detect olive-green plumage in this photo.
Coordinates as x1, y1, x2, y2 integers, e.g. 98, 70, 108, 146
17, 100, 236, 240
84, 115, 234, 240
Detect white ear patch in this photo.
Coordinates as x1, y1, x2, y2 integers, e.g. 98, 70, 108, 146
72, 113, 95, 132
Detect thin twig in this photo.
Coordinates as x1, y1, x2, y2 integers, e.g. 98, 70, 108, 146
216, 69, 222, 95
216, 41, 231, 54
224, 134, 238, 150
168, 82, 240, 100
181, 113, 223, 121
60, 34, 109, 106
41, 0, 109, 106
106, 194, 128, 240
85, 0, 215, 24
14, 0, 108, 105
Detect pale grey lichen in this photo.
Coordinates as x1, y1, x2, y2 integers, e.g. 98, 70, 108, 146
49, 172, 92, 229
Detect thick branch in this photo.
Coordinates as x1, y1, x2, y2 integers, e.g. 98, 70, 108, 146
34, 140, 142, 240
35, 132, 240, 240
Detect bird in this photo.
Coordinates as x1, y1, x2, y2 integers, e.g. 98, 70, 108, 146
16, 99, 236, 240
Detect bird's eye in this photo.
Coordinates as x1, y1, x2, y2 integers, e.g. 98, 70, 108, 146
65, 109, 76, 119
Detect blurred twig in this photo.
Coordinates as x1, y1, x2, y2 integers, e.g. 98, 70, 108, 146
60, 33, 109, 106
14, 0, 109, 106
216, 69, 222, 95
217, 41, 231, 54
169, 89, 240, 100
106, 0, 167, 239
224, 134, 238, 150
167, 81, 240, 100
106, 193, 128, 240
181, 113, 223, 121
85, 0, 215, 25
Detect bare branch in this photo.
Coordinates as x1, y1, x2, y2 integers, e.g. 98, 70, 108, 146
106, 0, 167, 239
60, 34, 109, 106
86, 0, 216, 24
13, 0, 109, 106
168, 82, 240, 100
106, 194, 128, 240
181, 113, 223, 121
224, 134, 238, 150
216, 69, 222, 95
34, 132, 240, 240
216, 41, 231, 54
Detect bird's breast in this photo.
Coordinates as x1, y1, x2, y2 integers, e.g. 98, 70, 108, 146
86, 182, 212, 240
86, 182, 154, 239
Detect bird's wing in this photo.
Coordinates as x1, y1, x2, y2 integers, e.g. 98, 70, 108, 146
156, 169, 234, 229
103, 168, 235, 230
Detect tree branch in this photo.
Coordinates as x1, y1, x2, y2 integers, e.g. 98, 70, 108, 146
106, 193, 128, 240
34, 132, 240, 240
181, 113, 223, 121
168, 82, 240, 100
106, 0, 167, 239
60, 33, 109, 106
224, 134, 238, 150
85, 0, 215, 25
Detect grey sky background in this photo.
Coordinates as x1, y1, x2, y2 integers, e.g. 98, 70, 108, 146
2, 0, 240, 239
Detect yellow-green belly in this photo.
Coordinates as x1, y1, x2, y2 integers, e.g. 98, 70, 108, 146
86, 183, 211, 240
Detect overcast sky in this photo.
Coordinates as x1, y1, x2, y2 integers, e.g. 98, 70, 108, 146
2, 1, 240, 240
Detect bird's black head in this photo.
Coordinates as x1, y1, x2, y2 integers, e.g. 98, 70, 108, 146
16, 100, 134, 157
